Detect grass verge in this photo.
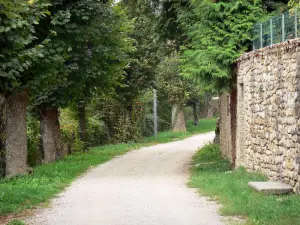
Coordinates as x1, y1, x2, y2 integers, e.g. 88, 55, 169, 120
0, 118, 216, 219
190, 144, 300, 225
143, 118, 216, 143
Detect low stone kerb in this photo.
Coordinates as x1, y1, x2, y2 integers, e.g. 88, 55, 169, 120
248, 181, 293, 194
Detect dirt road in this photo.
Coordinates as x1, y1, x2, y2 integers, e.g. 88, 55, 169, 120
26, 132, 224, 225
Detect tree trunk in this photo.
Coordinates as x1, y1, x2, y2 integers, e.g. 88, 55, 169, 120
0, 96, 6, 177
78, 103, 87, 151
214, 117, 220, 144
192, 103, 198, 126
205, 92, 213, 118
171, 104, 186, 132
36, 134, 44, 165
40, 106, 61, 163
230, 88, 237, 168
5, 90, 29, 177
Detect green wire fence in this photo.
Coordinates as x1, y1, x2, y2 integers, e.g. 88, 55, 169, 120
253, 11, 300, 50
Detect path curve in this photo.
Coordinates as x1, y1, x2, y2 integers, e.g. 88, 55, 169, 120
26, 132, 224, 225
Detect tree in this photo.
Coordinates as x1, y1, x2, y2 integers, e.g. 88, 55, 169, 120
156, 55, 188, 132
29, 0, 133, 158
62, 1, 133, 150
0, 95, 5, 177
0, 0, 50, 176
98, 0, 163, 141
181, 0, 266, 92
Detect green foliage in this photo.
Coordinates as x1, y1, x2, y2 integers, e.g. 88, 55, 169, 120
181, 0, 267, 91
190, 144, 300, 225
60, 107, 85, 152
93, 92, 149, 143
27, 115, 41, 166
289, 0, 300, 10
29, 1, 134, 110
155, 0, 191, 52
6, 220, 25, 225
263, 0, 288, 12
142, 118, 217, 143
86, 113, 108, 147
156, 54, 204, 116
157, 55, 188, 105
0, 0, 51, 94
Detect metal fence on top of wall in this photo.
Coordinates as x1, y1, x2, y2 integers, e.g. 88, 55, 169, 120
253, 11, 300, 50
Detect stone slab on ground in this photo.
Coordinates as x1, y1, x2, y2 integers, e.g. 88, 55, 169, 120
248, 181, 293, 194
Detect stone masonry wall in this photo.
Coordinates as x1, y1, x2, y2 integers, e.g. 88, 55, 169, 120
236, 40, 300, 192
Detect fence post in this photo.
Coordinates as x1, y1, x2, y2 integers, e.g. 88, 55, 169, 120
282, 13, 285, 41
260, 23, 263, 48
295, 11, 298, 38
270, 19, 273, 45
153, 89, 157, 138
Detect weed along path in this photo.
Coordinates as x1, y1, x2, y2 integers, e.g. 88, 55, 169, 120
25, 132, 224, 225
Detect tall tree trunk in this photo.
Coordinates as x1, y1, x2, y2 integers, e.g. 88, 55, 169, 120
5, 90, 29, 177
205, 92, 213, 118
37, 135, 44, 165
230, 87, 237, 168
40, 105, 61, 163
171, 104, 186, 132
0, 96, 6, 177
192, 102, 198, 126
214, 117, 220, 144
78, 103, 87, 151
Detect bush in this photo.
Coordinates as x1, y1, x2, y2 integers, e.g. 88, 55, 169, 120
27, 115, 41, 166
87, 115, 108, 147
142, 114, 172, 137
60, 108, 82, 152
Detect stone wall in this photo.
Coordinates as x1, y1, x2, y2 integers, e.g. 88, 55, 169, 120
219, 92, 233, 161
236, 39, 300, 192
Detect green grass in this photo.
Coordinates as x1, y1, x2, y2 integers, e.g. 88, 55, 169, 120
143, 118, 217, 143
0, 118, 216, 218
6, 220, 25, 225
190, 144, 300, 225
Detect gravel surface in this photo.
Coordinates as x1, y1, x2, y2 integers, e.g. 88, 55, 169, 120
25, 132, 225, 225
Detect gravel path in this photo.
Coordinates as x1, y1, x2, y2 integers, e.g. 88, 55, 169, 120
25, 132, 224, 225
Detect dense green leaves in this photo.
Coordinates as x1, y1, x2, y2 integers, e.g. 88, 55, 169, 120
181, 0, 267, 91
0, 0, 51, 94
28, 0, 134, 108
156, 55, 188, 105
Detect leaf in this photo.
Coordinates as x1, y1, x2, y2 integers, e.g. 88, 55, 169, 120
45, 10, 51, 16
0, 70, 16, 80
50, 30, 57, 36
4, 11, 17, 19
